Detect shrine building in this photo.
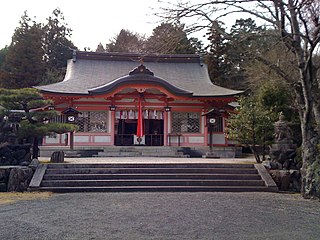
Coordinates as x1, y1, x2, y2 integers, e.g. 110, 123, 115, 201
36, 51, 242, 155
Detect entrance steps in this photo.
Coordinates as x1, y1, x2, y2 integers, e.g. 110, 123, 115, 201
39, 146, 242, 158
29, 163, 278, 192
95, 146, 188, 158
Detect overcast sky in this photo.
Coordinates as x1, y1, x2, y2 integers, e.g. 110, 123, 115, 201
0, 0, 257, 51
0, 0, 163, 50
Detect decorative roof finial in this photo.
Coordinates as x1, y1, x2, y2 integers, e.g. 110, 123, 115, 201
129, 65, 154, 76
72, 50, 77, 62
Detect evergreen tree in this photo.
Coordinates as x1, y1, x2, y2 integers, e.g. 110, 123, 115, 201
0, 88, 77, 158
0, 9, 78, 87
96, 43, 105, 52
0, 12, 45, 88
228, 78, 299, 162
205, 21, 229, 88
226, 18, 266, 89
227, 95, 273, 163
205, 18, 267, 90
43, 8, 77, 83
189, 37, 205, 55
0, 46, 8, 69
102, 24, 201, 55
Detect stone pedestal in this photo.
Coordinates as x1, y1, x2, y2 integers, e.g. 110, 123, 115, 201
269, 142, 298, 169
263, 113, 300, 192
269, 169, 301, 192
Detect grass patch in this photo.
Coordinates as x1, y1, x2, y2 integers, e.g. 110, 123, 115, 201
39, 160, 51, 164
39, 158, 50, 164
0, 192, 53, 205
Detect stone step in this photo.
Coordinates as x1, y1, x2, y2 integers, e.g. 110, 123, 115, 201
96, 152, 186, 157
102, 146, 180, 150
37, 185, 271, 193
45, 167, 258, 175
30, 163, 278, 193
97, 146, 188, 157
101, 149, 182, 153
46, 163, 255, 169
96, 152, 141, 157
43, 173, 261, 181
41, 179, 265, 187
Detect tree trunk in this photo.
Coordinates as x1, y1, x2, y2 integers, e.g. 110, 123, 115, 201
312, 102, 320, 129
311, 64, 320, 129
32, 136, 39, 159
250, 145, 261, 163
300, 122, 320, 199
299, 95, 320, 199
294, 52, 320, 199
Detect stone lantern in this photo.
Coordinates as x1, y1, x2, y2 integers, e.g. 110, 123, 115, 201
62, 107, 81, 150
202, 108, 221, 158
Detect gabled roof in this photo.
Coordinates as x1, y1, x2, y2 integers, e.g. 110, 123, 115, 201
36, 51, 242, 97
61, 106, 81, 115
88, 65, 193, 97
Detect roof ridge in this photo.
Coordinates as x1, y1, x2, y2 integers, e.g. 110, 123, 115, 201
75, 51, 201, 63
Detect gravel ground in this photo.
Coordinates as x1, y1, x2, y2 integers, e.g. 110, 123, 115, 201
0, 192, 319, 240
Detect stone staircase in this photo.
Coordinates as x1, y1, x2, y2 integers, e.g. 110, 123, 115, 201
39, 146, 242, 158
95, 146, 188, 157
29, 163, 278, 192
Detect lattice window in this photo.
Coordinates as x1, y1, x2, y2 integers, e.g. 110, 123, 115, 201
49, 115, 66, 124
76, 111, 108, 132
171, 112, 200, 133
76, 111, 89, 132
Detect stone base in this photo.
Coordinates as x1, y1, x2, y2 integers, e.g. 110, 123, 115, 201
202, 152, 220, 159
269, 169, 301, 192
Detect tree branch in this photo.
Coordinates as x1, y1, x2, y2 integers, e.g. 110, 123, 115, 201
254, 54, 294, 83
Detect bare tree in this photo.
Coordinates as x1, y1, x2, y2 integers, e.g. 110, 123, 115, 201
146, 22, 197, 54
158, 0, 320, 198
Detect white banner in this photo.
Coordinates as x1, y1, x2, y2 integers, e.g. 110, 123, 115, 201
115, 110, 164, 120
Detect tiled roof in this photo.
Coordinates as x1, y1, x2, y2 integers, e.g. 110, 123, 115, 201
36, 51, 242, 97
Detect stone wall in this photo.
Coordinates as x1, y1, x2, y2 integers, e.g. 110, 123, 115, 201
0, 142, 35, 192
0, 166, 34, 192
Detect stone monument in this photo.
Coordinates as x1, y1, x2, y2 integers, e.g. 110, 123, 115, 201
269, 112, 298, 169
266, 112, 300, 191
